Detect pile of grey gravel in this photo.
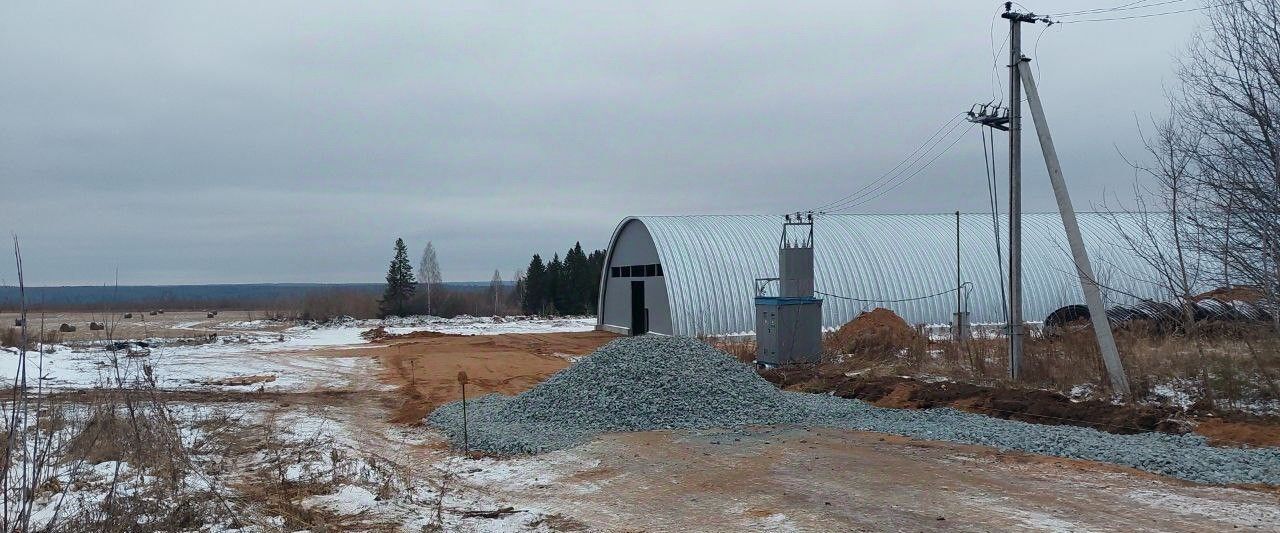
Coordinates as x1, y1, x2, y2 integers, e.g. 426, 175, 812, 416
427, 335, 1280, 485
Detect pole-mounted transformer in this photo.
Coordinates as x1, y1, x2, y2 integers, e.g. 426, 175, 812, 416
754, 212, 823, 366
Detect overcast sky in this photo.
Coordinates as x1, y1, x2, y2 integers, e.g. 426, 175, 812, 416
0, 1, 1202, 285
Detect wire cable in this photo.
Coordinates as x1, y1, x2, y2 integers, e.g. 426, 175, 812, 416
1055, 0, 1244, 23
828, 122, 978, 212
989, 3, 1011, 103
815, 282, 970, 304
812, 113, 965, 213
1048, 0, 1177, 17
1030, 19, 1056, 87
981, 127, 1009, 324
824, 119, 970, 211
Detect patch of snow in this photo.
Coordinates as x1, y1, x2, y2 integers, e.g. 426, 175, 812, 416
1150, 383, 1196, 409
1069, 383, 1097, 401
215, 319, 279, 329
302, 485, 378, 515
1125, 488, 1280, 528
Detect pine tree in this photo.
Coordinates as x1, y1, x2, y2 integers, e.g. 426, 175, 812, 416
521, 254, 546, 315
545, 254, 565, 315
380, 238, 417, 318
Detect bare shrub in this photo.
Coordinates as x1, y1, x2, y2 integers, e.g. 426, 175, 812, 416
701, 336, 756, 364
294, 289, 379, 321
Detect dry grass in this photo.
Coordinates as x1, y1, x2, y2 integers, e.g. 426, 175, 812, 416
701, 336, 756, 364
0, 328, 61, 349
727, 321, 1280, 413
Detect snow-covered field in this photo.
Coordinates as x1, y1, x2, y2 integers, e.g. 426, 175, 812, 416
370, 314, 596, 336
0, 315, 597, 392
0, 314, 604, 531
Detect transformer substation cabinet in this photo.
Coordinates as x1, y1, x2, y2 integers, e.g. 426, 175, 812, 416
754, 213, 823, 365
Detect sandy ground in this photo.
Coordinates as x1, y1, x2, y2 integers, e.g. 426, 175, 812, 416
371, 331, 617, 422
453, 428, 1280, 531
14, 314, 1280, 531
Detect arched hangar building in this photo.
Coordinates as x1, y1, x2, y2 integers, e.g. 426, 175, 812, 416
596, 213, 1171, 337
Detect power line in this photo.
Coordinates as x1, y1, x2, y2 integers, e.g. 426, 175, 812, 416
1048, 0, 1178, 17
828, 123, 977, 212
822, 119, 970, 212
988, 4, 1011, 103
815, 283, 968, 304
980, 126, 1009, 324
1055, 0, 1244, 23
813, 113, 964, 212
814, 114, 964, 212
1030, 19, 1056, 82
824, 119, 962, 211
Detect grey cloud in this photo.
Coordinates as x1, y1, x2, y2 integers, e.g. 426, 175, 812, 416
0, 1, 1201, 284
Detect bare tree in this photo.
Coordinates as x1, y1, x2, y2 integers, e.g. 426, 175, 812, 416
489, 270, 503, 316
1169, 0, 1280, 329
1109, 114, 1211, 310
418, 242, 443, 316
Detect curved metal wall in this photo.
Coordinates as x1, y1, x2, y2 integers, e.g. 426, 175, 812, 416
600, 213, 1179, 337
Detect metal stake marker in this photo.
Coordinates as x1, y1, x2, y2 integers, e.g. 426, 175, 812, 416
457, 371, 470, 453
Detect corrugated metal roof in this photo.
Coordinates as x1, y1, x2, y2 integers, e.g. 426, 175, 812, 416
608, 213, 1177, 336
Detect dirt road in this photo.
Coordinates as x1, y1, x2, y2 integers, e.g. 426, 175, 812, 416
445, 426, 1280, 531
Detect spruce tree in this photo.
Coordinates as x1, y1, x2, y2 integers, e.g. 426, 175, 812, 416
521, 254, 546, 315
545, 254, 565, 315
563, 243, 589, 315
379, 238, 417, 318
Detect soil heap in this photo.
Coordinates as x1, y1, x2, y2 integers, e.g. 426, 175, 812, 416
827, 308, 919, 357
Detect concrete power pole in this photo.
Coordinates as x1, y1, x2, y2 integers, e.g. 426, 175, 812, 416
998, 2, 1130, 395
1002, 4, 1038, 380
1019, 62, 1131, 396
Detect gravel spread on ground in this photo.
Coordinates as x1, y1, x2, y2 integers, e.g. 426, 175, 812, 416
427, 335, 1280, 485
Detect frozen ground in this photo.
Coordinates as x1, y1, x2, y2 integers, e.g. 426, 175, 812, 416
374, 315, 597, 336
2, 313, 1276, 531
0, 315, 597, 392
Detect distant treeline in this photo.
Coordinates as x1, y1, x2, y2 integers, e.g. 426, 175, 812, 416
0, 282, 506, 316
519, 243, 605, 315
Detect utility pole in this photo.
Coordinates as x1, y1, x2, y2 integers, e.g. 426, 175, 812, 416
1001, 3, 1042, 381
1019, 61, 1130, 396
994, 2, 1130, 395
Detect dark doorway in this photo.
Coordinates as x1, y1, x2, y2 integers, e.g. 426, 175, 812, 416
630, 280, 647, 335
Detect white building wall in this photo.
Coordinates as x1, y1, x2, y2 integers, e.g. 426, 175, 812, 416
598, 220, 673, 335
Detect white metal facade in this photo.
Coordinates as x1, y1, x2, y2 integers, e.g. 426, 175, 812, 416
597, 213, 1176, 337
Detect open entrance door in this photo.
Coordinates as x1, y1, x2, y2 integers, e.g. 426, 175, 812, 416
630, 280, 647, 335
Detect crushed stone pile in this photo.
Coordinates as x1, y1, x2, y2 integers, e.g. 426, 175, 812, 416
427, 335, 1280, 485
429, 336, 808, 454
